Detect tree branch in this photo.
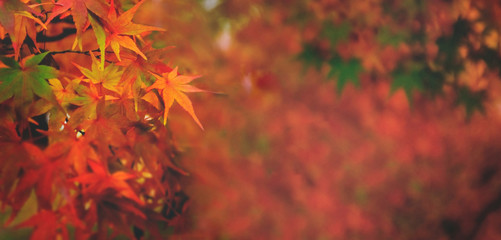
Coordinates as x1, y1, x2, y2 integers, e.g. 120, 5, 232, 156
48, 49, 101, 55
37, 28, 76, 42
46, 49, 114, 63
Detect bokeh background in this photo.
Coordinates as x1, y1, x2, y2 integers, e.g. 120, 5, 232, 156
135, 0, 501, 239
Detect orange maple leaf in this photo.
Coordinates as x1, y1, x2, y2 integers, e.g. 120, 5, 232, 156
104, 0, 165, 61
145, 67, 205, 129
71, 160, 143, 205
45, 0, 108, 50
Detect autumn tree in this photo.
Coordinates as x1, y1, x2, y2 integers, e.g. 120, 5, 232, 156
4, 0, 501, 239
0, 0, 207, 239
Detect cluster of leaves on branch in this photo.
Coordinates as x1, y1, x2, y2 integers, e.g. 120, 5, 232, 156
0, 0, 207, 238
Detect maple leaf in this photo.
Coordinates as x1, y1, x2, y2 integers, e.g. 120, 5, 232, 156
103, 0, 165, 61
420, 67, 445, 98
0, 52, 59, 108
83, 99, 129, 148
297, 43, 324, 71
68, 136, 100, 175
0, 140, 25, 204
88, 13, 107, 70
66, 83, 103, 127
117, 45, 175, 112
16, 210, 60, 240
390, 66, 424, 105
377, 26, 408, 47
8, 153, 62, 211
145, 67, 205, 129
0, 1, 47, 59
49, 77, 86, 106
455, 86, 486, 119
45, 0, 108, 50
321, 21, 350, 46
2, 142, 55, 226
328, 56, 363, 94
0, 0, 32, 36
72, 160, 143, 205
105, 85, 138, 120
74, 52, 123, 94
117, 44, 173, 89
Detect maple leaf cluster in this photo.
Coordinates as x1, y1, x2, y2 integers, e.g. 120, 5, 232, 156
288, 0, 500, 117
0, 0, 208, 238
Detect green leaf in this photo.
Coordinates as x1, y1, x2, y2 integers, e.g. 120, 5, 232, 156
377, 26, 407, 47
435, 18, 470, 73
297, 43, 324, 71
31, 68, 58, 102
321, 21, 350, 46
0, 54, 58, 107
24, 51, 51, 67
0, 68, 19, 103
327, 56, 363, 94
390, 66, 423, 104
0, 56, 20, 68
421, 67, 445, 97
74, 56, 123, 94
7, 190, 38, 227
89, 13, 106, 70
455, 87, 485, 119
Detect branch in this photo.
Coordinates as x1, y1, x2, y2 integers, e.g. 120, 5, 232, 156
48, 16, 75, 25
46, 49, 114, 63
37, 28, 76, 42
48, 49, 102, 55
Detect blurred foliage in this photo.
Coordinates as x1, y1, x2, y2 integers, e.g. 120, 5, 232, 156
4, 0, 501, 239
144, 0, 501, 239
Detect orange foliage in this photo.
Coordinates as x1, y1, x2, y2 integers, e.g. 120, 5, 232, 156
4, 0, 501, 239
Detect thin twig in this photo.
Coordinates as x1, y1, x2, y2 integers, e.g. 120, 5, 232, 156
48, 49, 101, 55
46, 49, 114, 63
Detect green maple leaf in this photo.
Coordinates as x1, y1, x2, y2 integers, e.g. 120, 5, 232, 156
327, 56, 363, 94
297, 43, 324, 71
321, 21, 350, 46
420, 67, 445, 97
455, 86, 485, 119
0, 52, 59, 107
390, 66, 423, 105
377, 26, 408, 47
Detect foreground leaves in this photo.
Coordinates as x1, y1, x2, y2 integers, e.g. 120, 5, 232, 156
0, 52, 58, 107
146, 67, 205, 129
74, 52, 123, 94
45, 0, 108, 50
0, 1, 204, 239
0, 0, 45, 59
104, 0, 165, 61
